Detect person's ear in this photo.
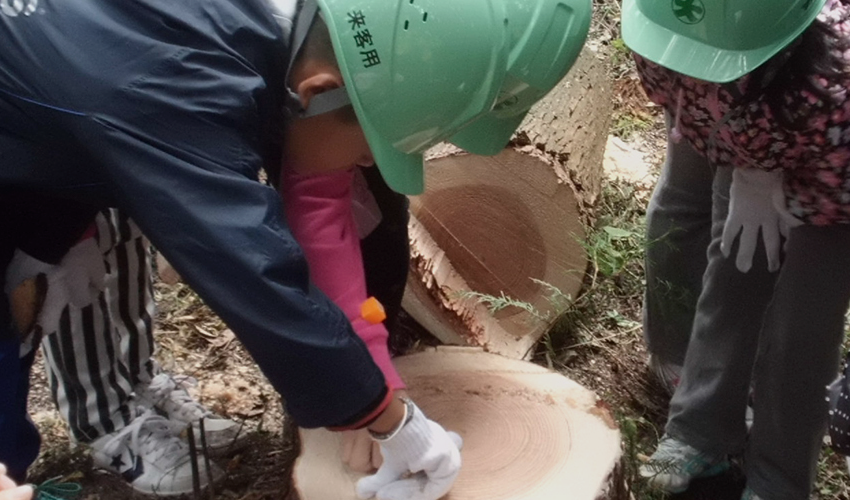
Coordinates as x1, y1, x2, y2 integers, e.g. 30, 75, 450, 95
295, 71, 345, 109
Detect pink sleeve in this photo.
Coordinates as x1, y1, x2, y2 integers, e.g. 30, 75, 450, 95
279, 167, 405, 390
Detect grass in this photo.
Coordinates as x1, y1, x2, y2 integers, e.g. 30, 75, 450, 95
545, 181, 649, 353
463, 178, 666, 497
540, 181, 671, 499
611, 112, 655, 140
465, 169, 850, 498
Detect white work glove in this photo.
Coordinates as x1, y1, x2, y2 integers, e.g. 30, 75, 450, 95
4, 238, 106, 335
0, 464, 33, 500
343, 419, 464, 474
356, 401, 462, 500
721, 169, 792, 273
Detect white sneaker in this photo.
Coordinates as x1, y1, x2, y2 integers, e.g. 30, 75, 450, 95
89, 409, 223, 496
639, 434, 729, 493
136, 373, 244, 454
648, 354, 682, 396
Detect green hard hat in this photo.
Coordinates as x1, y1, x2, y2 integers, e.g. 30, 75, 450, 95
622, 0, 826, 83
450, 0, 592, 156
316, 0, 591, 194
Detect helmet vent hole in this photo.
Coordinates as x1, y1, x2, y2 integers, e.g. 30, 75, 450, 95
423, 12, 428, 22
404, 20, 409, 30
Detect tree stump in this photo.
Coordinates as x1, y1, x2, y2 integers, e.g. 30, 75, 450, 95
291, 347, 626, 500
401, 47, 612, 358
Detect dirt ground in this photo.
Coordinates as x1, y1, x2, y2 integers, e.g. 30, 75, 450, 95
23, 95, 850, 500
19, 120, 699, 500
15, 28, 743, 500
20, 3, 850, 500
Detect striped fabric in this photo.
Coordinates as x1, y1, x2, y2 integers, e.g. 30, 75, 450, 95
40, 209, 159, 443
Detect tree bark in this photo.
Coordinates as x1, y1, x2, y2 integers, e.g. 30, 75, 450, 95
402, 47, 612, 357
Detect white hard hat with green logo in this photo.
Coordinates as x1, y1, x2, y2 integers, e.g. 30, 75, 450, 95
622, 0, 826, 83
313, 0, 592, 195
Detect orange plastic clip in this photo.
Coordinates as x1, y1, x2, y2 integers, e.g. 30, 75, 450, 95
360, 296, 387, 325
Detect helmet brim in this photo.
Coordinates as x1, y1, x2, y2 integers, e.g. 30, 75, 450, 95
369, 135, 425, 195
621, 0, 818, 83
449, 111, 529, 156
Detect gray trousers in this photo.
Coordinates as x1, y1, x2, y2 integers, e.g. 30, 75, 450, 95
643, 122, 714, 366
645, 130, 850, 499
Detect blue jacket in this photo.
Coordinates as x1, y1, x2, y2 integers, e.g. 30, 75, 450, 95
0, 0, 388, 428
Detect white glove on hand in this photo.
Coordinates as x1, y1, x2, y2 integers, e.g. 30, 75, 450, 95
4, 238, 106, 335
721, 169, 788, 273
356, 402, 462, 500
58, 238, 107, 307
344, 426, 464, 474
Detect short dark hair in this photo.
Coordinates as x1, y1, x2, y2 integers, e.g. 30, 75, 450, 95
295, 15, 358, 123
299, 15, 337, 67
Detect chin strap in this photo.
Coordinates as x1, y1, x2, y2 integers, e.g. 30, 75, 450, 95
302, 85, 351, 117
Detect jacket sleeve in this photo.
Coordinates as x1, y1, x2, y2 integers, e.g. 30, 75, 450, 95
75, 47, 391, 429
279, 167, 406, 390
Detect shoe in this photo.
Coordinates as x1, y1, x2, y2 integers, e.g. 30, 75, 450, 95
741, 487, 763, 500
89, 409, 223, 496
639, 434, 730, 493
135, 373, 245, 454
648, 354, 682, 395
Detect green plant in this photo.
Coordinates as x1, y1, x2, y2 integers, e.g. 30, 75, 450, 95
815, 447, 850, 499
610, 37, 632, 67
460, 180, 651, 363
458, 290, 548, 321
583, 225, 642, 279
612, 112, 654, 140
618, 414, 668, 500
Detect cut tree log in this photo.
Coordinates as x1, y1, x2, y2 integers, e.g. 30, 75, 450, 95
291, 347, 627, 500
402, 47, 612, 358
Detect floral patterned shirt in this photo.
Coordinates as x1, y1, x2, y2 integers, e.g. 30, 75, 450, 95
635, 0, 850, 225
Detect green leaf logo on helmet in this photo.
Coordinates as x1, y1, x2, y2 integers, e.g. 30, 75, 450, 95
672, 0, 705, 25
623, 0, 827, 83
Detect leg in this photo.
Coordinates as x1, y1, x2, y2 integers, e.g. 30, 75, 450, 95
666, 166, 778, 455
40, 209, 142, 443
105, 211, 242, 454
0, 341, 39, 483
0, 188, 101, 481
0, 239, 38, 481
643, 117, 714, 367
100, 209, 158, 388
746, 224, 850, 500
41, 209, 223, 494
